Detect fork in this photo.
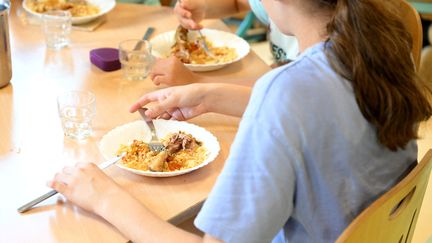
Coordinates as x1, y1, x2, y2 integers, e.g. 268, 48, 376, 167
138, 108, 165, 152
133, 27, 155, 51
17, 152, 126, 213
178, 0, 215, 58
196, 30, 216, 58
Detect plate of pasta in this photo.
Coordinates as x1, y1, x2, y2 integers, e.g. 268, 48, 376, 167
23, 0, 116, 25
150, 27, 250, 72
99, 120, 220, 177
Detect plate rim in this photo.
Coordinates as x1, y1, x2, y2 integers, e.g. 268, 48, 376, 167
150, 28, 250, 71
99, 119, 221, 177
22, 0, 116, 24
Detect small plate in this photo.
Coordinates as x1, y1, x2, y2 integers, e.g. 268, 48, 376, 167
99, 120, 220, 177
22, 0, 116, 25
150, 28, 250, 72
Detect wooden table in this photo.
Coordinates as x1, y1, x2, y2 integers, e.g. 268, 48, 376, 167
2, 1, 432, 242
0, 1, 270, 242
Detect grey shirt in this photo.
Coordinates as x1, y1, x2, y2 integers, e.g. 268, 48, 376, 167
195, 42, 417, 242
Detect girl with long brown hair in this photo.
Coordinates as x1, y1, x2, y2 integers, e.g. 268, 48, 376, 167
49, 0, 432, 242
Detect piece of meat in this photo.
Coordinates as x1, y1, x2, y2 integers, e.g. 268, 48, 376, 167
149, 151, 168, 172
172, 25, 191, 63
165, 132, 202, 154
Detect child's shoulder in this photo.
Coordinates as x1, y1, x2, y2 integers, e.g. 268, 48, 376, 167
256, 42, 331, 92
247, 42, 346, 118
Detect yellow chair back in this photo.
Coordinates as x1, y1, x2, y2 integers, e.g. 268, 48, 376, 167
336, 150, 432, 243
399, 0, 423, 69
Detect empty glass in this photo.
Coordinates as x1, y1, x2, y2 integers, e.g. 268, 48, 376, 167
119, 39, 154, 80
41, 10, 72, 50
57, 91, 96, 140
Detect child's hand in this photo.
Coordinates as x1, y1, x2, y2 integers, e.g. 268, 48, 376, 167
48, 163, 123, 214
174, 0, 205, 30
150, 56, 200, 86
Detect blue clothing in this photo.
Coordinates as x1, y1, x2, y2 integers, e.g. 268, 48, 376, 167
248, 0, 269, 25
194, 42, 417, 242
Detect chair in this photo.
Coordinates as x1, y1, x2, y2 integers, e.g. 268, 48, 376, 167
336, 149, 432, 243
223, 12, 267, 42
420, 46, 432, 84
408, 0, 432, 20
399, 0, 423, 69
429, 24, 432, 44
407, 0, 432, 48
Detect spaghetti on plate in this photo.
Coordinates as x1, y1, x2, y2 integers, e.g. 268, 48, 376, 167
25, 0, 100, 17
171, 26, 237, 64
117, 132, 207, 172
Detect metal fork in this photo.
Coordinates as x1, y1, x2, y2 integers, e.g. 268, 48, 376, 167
17, 152, 126, 213
133, 27, 155, 51
138, 108, 165, 152
178, 0, 215, 58
196, 30, 216, 58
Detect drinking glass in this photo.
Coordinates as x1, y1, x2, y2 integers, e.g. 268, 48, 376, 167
119, 39, 154, 80
57, 91, 96, 140
41, 10, 72, 50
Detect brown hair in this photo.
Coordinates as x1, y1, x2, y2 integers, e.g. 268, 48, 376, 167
310, 0, 432, 150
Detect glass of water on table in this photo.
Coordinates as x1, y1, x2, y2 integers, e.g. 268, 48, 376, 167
57, 91, 96, 140
41, 10, 72, 50
119, 39, 154, 80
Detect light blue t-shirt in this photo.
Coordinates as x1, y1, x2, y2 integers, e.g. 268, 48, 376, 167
194, 42, 417, 242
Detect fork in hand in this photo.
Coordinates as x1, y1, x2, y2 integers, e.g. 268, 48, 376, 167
138, 108, 165, 152
196, 30, 216, 59
177, 0, 215, 59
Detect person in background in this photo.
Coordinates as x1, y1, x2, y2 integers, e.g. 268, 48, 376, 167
175, 0, 299, 64
148, 0, 298, 86
148, 0, 297, 102
49, 0, 432, 242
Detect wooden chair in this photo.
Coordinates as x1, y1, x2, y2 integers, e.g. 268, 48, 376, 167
336, 150, 432, 243
408, 0, 432, 21
399, 0, 423, 69
420, 46, 432, 85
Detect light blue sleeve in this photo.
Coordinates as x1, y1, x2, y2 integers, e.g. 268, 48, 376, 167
248, 0, 269, 25
194, 69, 301, 243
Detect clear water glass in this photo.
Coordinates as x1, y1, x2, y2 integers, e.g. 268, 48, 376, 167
119, 39, 154, 80
57, 91, 96, 140
42, 10, 72, 50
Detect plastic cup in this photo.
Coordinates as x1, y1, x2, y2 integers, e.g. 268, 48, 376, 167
41, 10, 72, 50
57, 91, 96, 140
119, 39, 154, 80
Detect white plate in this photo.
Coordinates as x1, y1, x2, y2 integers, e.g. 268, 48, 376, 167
99, 120, 220, 177
150, 29, 250, 72
22, 0, 116, 25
